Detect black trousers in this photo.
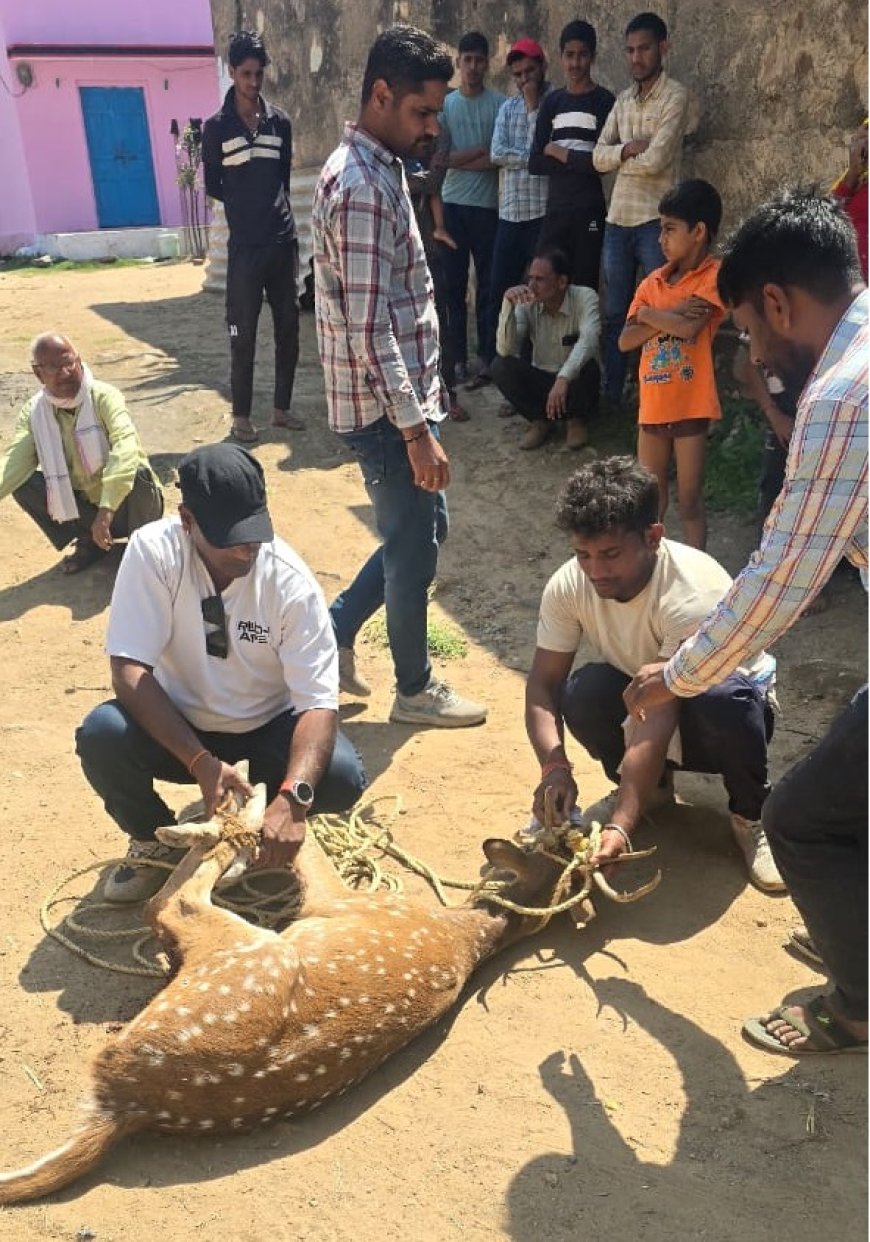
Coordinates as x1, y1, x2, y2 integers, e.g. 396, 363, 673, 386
561, 662, 774, 821
226, 240, 300, 420
13, 466, 163, 550
490, 354, 600, 423
537, 207, 606, 291
762, 685, 868, 1019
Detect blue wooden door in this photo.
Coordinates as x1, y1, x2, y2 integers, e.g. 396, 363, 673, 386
79, 86, 160, 228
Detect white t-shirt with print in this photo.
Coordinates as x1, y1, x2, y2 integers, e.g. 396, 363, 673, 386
106, 517, 338, 732
537, 537, 773, 685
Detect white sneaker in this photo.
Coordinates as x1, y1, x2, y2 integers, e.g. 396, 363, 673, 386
581, 774, 675, 828
103, 838, 186, 904
390, 678, 487, 728
513, 807, 583, 847
730, 814, 786, 892
338, 646, 371, 698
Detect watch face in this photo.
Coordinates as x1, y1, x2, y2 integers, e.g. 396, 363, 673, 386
293, 781, 315, 806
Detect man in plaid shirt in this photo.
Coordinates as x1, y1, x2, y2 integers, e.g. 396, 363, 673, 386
488, 39, 550, 353
312, 26, 487, 729
625, 189, 868, 1058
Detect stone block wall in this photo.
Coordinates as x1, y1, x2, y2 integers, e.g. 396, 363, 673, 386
210, 0, 867, 226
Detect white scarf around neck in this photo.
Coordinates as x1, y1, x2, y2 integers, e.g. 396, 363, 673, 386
29, 363, 110, 522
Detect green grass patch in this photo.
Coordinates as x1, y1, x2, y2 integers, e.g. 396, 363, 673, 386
0, 257, 174, 275
361, 614, 469, 661
703, 397, 765, 514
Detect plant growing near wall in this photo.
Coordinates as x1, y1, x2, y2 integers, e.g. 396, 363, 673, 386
173, 118, 207, 261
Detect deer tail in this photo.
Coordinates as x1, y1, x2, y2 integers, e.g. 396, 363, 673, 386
0, 1108, 140, 1205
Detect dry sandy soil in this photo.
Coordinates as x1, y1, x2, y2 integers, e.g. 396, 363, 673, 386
0, 261, 866, 1242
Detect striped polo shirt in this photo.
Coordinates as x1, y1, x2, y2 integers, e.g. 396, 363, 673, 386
202, 88, 296, 246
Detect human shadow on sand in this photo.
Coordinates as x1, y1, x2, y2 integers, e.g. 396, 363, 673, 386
502, 976, 867, 1241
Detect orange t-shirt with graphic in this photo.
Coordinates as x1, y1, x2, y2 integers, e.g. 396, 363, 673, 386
628, 254, 726, 425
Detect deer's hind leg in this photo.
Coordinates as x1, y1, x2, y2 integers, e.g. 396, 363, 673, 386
290, 831, 361, 917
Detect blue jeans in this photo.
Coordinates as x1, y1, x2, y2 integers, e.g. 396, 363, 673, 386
75, 701, 367, 841
329, 417, 448, 697
601, 219, 665, 402
441, 202, 500, 370
763, 685, 868, 1019
488, 216, 544, 335
561, 662, 774, 821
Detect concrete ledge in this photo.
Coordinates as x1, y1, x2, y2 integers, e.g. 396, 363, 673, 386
36, 227, 186, 261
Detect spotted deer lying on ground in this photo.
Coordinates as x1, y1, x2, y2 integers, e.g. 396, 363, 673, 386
0, 783, 567, 1204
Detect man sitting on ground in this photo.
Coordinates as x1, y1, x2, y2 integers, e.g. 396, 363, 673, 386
524, 456, 783, 891
0, 333, 163, 573
75, 443, 366, 903
491, 248, 600, 451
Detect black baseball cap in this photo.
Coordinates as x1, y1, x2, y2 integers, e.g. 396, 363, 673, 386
177, 444, 273, 547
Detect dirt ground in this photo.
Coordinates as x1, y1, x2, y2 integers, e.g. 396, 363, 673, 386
0, 261, 866, 1242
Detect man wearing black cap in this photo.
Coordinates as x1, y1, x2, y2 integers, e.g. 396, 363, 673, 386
75, 443, 366, 903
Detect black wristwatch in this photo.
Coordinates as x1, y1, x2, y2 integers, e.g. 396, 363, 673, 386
280, 779, 315, 808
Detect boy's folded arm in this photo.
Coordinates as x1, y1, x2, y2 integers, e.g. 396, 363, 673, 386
619, 315, 659, 351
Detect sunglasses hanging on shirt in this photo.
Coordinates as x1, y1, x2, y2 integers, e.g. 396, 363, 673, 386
201, 594, 229, 659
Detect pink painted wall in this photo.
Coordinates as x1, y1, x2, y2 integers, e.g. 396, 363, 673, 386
10, 54, 219, 233
0, 0, 218, 247
0, 0, 213, 47
0, 6, 36, 247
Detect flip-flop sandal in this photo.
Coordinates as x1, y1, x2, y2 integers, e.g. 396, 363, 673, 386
448, 403, 470, 422
464, 373, 492, 391
743, 995, 868, 1056
787, 926, 825, 967
271, 413, 306, 431
229, 421, 259, 444
61, 538, 104, 574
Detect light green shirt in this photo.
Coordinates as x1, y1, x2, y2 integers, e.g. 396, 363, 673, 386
0, 380, 159, 512
496, 285, 601, 380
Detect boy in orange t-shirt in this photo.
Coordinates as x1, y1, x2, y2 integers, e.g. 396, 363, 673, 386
619, 179, 725, 549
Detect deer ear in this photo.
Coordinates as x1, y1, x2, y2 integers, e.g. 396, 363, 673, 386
481, 838, 528, 871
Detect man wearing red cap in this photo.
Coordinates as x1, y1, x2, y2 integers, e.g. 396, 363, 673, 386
489, 38, 551, 352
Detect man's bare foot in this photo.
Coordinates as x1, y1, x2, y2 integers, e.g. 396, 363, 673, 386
230, 418, 258, 444
271, 410, 305, 431
743, 993, 868, 1056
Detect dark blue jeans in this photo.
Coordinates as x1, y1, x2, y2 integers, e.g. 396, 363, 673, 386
762, 685, 868, 1019
329, 417, 447, 697
441, 202, 499, 370
601, 219, 664, 402
488, 216, 544, 338
561, 662, 774, 821
75, 701, 367, 841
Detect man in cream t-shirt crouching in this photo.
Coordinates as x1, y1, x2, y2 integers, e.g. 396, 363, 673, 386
524, 455, 783, 891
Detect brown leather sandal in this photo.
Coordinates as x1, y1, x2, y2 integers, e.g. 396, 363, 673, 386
61, 537, 104, 574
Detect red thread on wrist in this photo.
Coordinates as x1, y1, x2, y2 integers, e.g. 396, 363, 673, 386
187, 748, 210, 776
541, 759, 573, 779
